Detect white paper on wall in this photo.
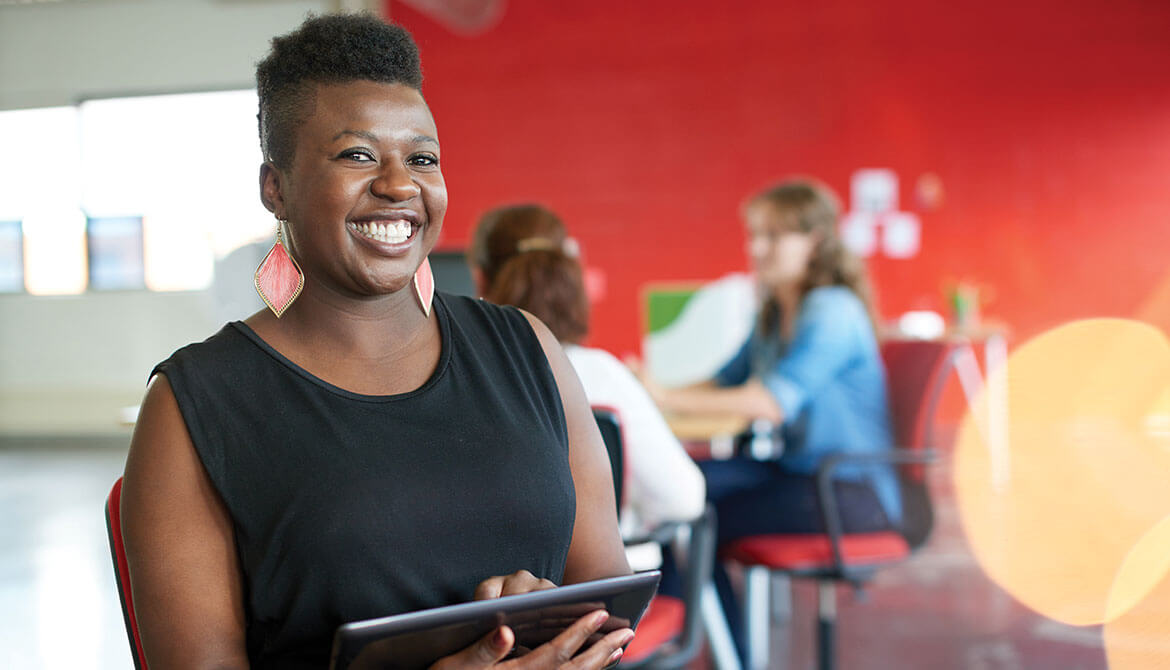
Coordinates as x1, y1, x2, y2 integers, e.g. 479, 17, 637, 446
850, 168, 899, 214
840, 211, 879, 257
844, 168, 924, 260
881, 211, 921, 258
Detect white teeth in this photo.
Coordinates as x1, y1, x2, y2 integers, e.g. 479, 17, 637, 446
350, 221, 414, 244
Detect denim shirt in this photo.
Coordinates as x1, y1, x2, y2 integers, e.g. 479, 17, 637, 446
715, 286, 902, 523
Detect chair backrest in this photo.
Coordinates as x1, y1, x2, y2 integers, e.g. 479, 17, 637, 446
592, 406, 625, 514
879, 338, 961, 455
105, 477, 147, 670
879, 339, 961, 548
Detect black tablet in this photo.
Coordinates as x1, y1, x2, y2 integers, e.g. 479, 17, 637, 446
329, 571, 661, 670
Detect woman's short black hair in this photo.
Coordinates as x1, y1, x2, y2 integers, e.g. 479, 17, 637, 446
256, 12, 423, 168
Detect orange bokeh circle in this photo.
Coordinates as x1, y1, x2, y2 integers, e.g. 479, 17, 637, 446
955, 318, 1170, 626
1104, 514, 1170, 669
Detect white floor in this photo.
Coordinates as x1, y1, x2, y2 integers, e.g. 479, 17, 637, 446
0, 443, 134, 670
0, 441, 1113, 670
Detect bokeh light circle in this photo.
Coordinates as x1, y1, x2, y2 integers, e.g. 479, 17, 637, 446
1104, 514, 1170, 669
955, 318, 1170, 626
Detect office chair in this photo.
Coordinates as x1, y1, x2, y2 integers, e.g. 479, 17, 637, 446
719, 339, 963, 670
594, 406, 625, 517
592, 406, 720, 669
105, 477, 148, 670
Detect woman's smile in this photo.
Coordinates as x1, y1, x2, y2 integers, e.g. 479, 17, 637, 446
346, 208, 423, 255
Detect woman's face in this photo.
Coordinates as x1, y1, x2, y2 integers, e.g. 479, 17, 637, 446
744, 203, 819, 290
261, 80, 447, 299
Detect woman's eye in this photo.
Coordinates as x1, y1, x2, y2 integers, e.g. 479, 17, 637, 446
339, 149, 375, 162
409, 154, 439, 167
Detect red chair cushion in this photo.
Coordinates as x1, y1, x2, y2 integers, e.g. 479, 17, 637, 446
623, 595, 685, 663
721, 531, 911, 571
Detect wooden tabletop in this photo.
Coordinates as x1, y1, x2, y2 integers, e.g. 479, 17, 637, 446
664, 412, 750, 442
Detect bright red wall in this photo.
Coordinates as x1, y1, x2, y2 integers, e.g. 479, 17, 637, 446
389, 0, 1170, 356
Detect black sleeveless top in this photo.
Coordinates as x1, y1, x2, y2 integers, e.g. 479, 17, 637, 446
152, 293, 575, 669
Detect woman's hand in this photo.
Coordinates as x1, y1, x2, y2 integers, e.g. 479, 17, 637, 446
625, 355, 784, 424
429, 610, 634, 670
474, 570, 556, 600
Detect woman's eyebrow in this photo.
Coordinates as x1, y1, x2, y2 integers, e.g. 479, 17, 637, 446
332, 129, 379, 143
331, 130, 438, 147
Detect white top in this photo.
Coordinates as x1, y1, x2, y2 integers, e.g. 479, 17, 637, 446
564, 345, 706, 569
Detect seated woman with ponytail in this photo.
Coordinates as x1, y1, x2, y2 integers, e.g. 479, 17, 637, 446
468, 204, 705, 568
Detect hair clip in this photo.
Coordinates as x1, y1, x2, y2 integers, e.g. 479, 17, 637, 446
516, 237, 580, 258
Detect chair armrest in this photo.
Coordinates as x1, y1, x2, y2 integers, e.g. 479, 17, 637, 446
623, 520, 685, 547
813, 448, 940, 583
620, 506, 716, 670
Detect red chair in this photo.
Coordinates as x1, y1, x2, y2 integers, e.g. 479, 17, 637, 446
105, 477, 148, 670
719, 339, 964, 670
592, 407, 718, 669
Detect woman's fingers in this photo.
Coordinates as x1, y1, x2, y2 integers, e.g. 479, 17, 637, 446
474, 570, 557, 600
474, 576, 506, 601
563, 626, 635, 670
429, 609, 634, 670
430, 626, 514, 670
500, 574, 556, 597
505, 610, 634, 670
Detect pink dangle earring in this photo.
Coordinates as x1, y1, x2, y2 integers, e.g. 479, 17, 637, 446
414, 256, 434, 317
254, 220, 304, 318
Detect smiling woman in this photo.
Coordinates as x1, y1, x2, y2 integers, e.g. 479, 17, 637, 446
117, 13, 632, 670
261, 80, 446, 307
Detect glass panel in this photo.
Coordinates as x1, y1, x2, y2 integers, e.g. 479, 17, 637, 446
0, 108, 86, 295
23, 209, 87, 296
0, 220, 22, 293
86, 216, 144, 290
80, 90, 270, 292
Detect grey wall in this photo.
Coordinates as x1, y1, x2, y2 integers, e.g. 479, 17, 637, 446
0, 0, 331, 437
0, 0, 327, 111
0, 291, 219, 437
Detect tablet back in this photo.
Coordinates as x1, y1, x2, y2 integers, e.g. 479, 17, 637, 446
330, 571, 660, 670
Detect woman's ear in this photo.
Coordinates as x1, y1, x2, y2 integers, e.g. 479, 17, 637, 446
259, 162, 285, 217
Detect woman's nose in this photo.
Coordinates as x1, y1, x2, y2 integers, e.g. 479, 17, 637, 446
370, 162, 421, 201
747, 236, 769, 260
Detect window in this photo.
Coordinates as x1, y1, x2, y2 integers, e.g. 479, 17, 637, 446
80, 90, 269, 292
0, 221, 22, 293
0, 106, 86, 295
86, 216, 144, 290
0, 91, 273, 295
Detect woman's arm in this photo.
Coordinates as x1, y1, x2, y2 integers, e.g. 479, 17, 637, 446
121, 375, 250, 669
636, 289, 870, 425
645, 378, 784, 424
627, 342, 784, 423
520, 312, 631, 584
